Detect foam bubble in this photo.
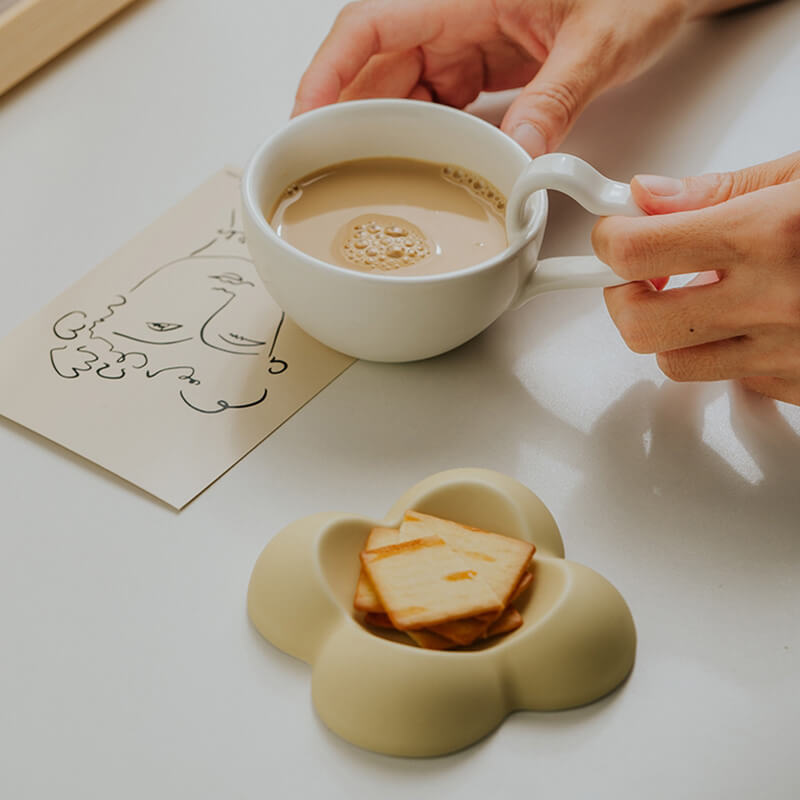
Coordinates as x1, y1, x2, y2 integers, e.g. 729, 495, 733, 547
336, 214, 432, 271
441, 165, 506, 215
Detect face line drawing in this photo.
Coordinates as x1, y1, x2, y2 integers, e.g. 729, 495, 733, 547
145, 364, 200, 384
199, 287, 259, 356
268, 312, 285, 359
115, 265, 264, 352
217, 334, 266, 347
87, 297, 136, 362
111, 331, 195, 346
178, 386, 269, 415
48, 343, 98, 378
128, 254, 254, 293
48, 208, 290, 414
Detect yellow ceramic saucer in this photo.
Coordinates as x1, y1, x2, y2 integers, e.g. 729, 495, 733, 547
248, 468, 636, 757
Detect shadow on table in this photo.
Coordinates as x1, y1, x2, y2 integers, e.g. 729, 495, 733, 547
549, 377, 800, 567
272, 297, 800, 568
317, 682, 625, 768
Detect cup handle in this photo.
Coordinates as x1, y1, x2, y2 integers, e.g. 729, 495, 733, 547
510, 255, 623, 310
507, 153, 645, 308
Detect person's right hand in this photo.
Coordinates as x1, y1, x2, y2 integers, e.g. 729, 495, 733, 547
594, 151, 800, 406
292, 0, 730, 157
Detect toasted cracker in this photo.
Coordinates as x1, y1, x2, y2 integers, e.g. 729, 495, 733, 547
401, 511, 534, 607
366, 526, 405, 549
353, 573, 383, 613
353, 526, 404, 613
510, 570, 533, 602
365, 612, 458, 650
407, 629, 458, 650
428, 613, 495, 646
484, 606, 523, 639
361, 535, 502, 630
363, 612, 395, 629
430, 571, 532, 646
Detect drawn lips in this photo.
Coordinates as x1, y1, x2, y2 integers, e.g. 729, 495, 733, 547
217, 333, 266, 347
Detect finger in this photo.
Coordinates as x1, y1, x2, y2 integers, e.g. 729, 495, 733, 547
592, 202, 744, 281
656, 331, 800, 384
500, 27, 612, 156
420, 38, 538, 109
418, 45, 486, 109
656, 337, 760, 383
293, 0, 443, 115
339, 50, 424, 102
740, 376, 800, 406
408, 84, 433, 102
478, 38, 540, 93
631, 150, 800, 215
604, 279, 747, 353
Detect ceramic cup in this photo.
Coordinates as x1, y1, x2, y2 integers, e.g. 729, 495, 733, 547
241, 99, 642, 362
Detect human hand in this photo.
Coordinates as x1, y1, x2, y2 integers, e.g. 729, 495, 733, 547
293, 0, 704, 157
594, 151, 800, 406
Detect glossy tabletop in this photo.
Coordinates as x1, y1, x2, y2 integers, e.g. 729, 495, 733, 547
1, 1, 799, 797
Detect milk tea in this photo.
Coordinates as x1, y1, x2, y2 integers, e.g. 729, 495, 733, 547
269, 158, 508, 277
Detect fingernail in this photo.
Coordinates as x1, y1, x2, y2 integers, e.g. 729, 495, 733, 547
635, 174, 684, 197
511, 123, 548, 158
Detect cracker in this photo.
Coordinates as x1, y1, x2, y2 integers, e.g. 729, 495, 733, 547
353, 526, 404, 613
510, 570, 533, 602
428, 613, 495, 646
365, 612, 459, 650
484, 606, 523, 639
361, 535, 502, 630
430, 571, 533, 645
366, 526, 406, 549
363, 612, 395, 629
353, 574, 383, 613
401, 511, 534, 607
407, 629, 458, 650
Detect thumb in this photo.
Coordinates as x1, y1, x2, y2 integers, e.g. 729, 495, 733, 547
501, 36, 605, 157
632, 151, 800, 214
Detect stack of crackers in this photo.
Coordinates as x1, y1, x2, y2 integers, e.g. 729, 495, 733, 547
354, 511, 535, 650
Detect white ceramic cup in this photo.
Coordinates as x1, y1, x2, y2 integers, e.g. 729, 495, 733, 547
241, 99, 642, 362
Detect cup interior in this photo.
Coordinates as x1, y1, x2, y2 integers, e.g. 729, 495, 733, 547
243, 99, 545, 253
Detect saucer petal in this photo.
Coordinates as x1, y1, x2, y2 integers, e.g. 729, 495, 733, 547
385, 467, 564, 558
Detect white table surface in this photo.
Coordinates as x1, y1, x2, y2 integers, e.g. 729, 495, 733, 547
2, 1, 799, 797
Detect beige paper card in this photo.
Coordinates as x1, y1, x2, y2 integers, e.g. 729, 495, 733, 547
0, 169, 354, 508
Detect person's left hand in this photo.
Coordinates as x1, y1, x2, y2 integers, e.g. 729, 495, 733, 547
291, 0, 695, 157
593, 150, 800, 406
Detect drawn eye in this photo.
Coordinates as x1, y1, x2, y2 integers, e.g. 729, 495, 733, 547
146, 322, 183, 332
210, 272, 253, 286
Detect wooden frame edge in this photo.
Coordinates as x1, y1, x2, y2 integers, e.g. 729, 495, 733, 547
0, 0, 138, 96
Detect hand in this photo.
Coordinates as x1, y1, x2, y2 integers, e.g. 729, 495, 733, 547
594, 151, 800, 406
293, 0, 711, 157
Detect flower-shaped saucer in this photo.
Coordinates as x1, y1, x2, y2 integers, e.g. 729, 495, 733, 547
247, 468, 636, 757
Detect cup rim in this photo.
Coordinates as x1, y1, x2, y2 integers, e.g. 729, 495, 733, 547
241, 98, 548, 285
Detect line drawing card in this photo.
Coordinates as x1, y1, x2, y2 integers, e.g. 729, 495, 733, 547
0, 169, 355, 508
